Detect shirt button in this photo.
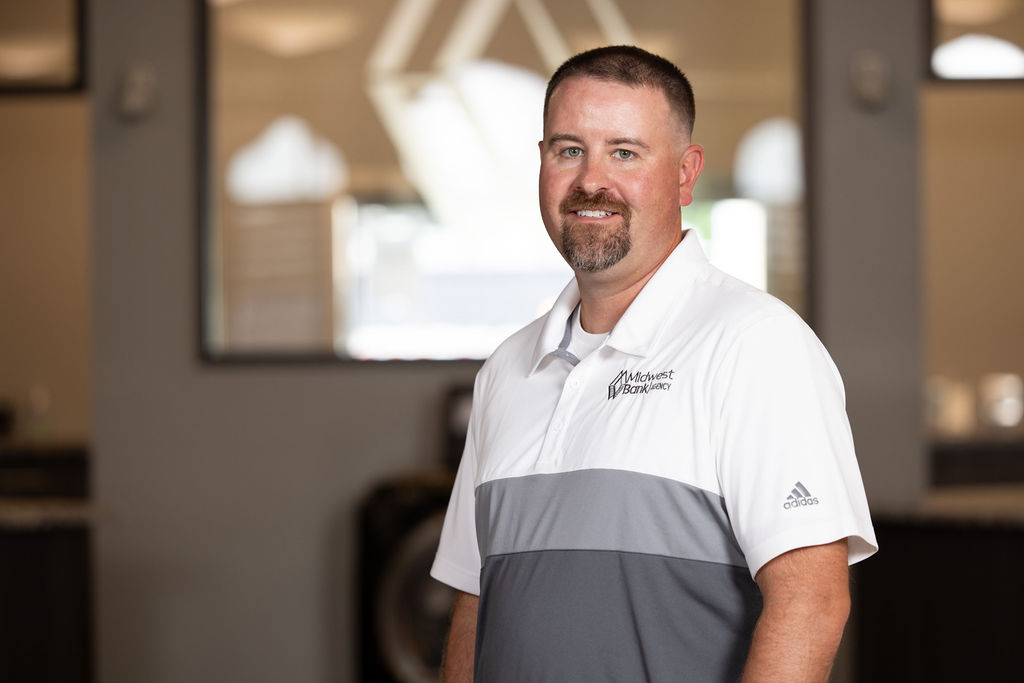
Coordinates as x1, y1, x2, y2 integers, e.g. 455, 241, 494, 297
552, 418, 564, 432
569, 378, 581, 389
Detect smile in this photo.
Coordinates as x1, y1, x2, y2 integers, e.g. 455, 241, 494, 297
574, 210, 616, 218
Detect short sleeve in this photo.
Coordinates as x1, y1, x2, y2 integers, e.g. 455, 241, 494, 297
430, 374, 484, 595
712, 311, 877, 578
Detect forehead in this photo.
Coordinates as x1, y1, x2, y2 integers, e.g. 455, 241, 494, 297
544, 77, 680, 139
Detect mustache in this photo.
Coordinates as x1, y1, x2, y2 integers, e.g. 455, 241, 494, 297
559, 189, 630, 216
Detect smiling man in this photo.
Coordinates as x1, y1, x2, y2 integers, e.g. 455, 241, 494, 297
431, 45, 877, 683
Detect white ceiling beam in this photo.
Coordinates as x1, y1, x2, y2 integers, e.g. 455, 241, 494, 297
584, 0, 637, 46
515, 0, 571, 73
367, 0, 441, 74
433, 0, 512, 71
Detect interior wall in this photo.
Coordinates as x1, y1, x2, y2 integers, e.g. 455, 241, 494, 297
0, 96, 91, 443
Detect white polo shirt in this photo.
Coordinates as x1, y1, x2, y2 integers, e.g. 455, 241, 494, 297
431, 231, 877, 682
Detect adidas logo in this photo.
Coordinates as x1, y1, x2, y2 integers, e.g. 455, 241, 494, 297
783, 481, 820, 510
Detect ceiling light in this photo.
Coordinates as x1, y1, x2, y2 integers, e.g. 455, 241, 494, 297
0, 35, 71, 81
932, 33, 1024, 78
221, 5, 360, 58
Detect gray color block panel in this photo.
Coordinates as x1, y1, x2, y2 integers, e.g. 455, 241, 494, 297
476, 469, 747, 567
476, 549, 762, 682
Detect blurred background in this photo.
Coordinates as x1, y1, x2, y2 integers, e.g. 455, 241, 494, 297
0, 0, 1022, 681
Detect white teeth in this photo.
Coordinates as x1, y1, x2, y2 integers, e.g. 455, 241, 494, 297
576, 210, 613, 218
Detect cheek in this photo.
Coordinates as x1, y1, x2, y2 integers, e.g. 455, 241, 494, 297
626, 166, 678, 211
538, 167, 565, 208
538, 168, 563, 233
615, 177, 650, 213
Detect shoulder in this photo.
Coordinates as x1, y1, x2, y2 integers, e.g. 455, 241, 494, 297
680, 263, 815, 350
682, 265, 842, 390
706, 264, 797, 324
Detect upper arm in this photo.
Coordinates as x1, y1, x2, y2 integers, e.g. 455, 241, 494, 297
741, 540, 851, 681
754, 539, 850, 613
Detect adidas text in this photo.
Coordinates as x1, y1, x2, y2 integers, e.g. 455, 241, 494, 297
783, 482, 819, 510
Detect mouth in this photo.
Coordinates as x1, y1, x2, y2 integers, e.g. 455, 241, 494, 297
572, 209, 618, 219
560, 189, 629, 223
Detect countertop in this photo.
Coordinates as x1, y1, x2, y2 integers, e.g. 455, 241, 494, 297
874, 484, 1024, 526
0, 498, 93, 529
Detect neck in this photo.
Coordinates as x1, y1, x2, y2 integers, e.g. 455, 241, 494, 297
577, 282, 648, 334
575, 237, 680, 334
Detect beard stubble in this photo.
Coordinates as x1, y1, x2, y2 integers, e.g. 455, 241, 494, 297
558, 189, 633, 272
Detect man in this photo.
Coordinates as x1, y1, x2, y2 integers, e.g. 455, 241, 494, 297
431, 45, 876, 682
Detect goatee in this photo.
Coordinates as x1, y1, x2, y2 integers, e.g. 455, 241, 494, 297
559, 189, 632, 272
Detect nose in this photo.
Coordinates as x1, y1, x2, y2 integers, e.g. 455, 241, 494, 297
576, 157, 609, 195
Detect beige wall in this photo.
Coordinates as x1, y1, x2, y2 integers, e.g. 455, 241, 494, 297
923, 86, 1024, 381
0, 96, 90, 443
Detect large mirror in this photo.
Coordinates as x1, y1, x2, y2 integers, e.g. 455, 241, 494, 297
202, 0, 806, 360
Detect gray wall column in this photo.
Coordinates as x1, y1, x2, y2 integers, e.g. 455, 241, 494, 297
808, 0, 927, 510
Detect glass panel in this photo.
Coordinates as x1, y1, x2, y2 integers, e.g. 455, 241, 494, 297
204, 0, 804, 360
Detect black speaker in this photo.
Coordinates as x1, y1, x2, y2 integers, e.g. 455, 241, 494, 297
358, 472, 458, 683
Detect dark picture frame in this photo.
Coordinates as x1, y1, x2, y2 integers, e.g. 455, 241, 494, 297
0, 0, 87, 94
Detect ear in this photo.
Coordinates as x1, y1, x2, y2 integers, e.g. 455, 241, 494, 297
678, 144, 705, 207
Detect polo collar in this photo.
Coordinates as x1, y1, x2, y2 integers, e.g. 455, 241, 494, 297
606, 230, 708, 356
530, 277, 582, 374
529, 230, 708, 373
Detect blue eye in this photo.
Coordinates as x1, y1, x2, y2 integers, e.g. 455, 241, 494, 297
563, 147, 583, 158
614, 149, 635, 160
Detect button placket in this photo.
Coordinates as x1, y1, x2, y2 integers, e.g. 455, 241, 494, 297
537, 362, 589, 464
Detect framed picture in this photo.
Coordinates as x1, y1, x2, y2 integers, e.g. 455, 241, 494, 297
0, 0, 85, 93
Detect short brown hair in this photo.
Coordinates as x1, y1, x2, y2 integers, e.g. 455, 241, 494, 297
544, 45, 696, 136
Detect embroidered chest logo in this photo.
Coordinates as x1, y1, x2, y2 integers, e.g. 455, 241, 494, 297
607, 368, 675, 399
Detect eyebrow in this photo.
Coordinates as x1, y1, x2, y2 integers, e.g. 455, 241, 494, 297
546, 133, 650, 151
546, 134, 583, 146
607, 137, 650, 151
